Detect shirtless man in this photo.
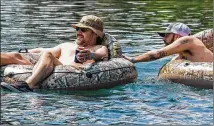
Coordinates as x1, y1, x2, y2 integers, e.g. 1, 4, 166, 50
1, 15, 108, 91
124, 23, 213, 63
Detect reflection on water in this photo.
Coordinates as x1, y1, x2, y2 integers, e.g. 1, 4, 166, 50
1, 0, 213, 125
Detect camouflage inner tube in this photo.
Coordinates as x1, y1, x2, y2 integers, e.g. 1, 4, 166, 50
193, 29, 213, 52
1, 53, 137, 90
158, 60, 213, 89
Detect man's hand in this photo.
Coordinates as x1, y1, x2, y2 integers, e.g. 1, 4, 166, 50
122, 55, 132, 62
77, 47, 91, 63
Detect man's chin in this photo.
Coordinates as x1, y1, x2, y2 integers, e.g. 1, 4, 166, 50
164, 41, 170, 46
76, 39, 82, 44
76, 41, 86, 46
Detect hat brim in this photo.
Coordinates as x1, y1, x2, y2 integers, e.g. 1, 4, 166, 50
72, 23, 104, 38
157, 31, 172, 37
72, 23, 90, 29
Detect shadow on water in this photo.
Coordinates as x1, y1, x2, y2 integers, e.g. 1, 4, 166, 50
1, 0, 213, 125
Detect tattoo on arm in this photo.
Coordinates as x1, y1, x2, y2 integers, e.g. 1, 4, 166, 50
180, 39, 188, 44
159, 51, 167, 58
148, 54, 157, 60
148, 51, 167, 61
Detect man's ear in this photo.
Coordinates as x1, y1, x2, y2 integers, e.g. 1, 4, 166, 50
94, 33, 98, 37
174, 34, 181, 39
94, 33, 99, 40
178, 34, 183, 37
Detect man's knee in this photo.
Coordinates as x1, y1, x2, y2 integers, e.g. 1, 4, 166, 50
42, 51, 52, 56
41, 51, 54, 59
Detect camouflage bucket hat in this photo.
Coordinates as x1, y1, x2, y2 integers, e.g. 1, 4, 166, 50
72, 15, 104, 38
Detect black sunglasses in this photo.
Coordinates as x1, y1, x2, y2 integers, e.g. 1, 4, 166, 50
76, 27, 89, 32
163, 33, 174, 38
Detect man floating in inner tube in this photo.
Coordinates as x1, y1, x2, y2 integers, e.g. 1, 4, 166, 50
0, 15, 108, 92
123, 23, 213, 63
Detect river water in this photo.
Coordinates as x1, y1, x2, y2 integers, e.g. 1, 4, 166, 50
1, 0, 213, 125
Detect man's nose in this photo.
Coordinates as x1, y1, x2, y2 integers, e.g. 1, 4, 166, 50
77, 30, 83, 35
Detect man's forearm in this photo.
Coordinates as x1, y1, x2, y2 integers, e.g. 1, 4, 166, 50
91, 52, 108, 61
133, 50, 168, 63
28, 48, 45, 53
0, 53, 32, 65
92, 46, 108, 61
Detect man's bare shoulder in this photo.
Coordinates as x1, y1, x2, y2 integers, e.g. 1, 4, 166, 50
172, 36, 196, 45
182, 36, 201, 41
182, 36, 206, 46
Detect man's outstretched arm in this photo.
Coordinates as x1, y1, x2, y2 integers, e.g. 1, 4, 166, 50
124, 36, 194, 63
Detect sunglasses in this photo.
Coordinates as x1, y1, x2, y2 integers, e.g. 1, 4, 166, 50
163, 33, 173, 38
76, 27, 89, 32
